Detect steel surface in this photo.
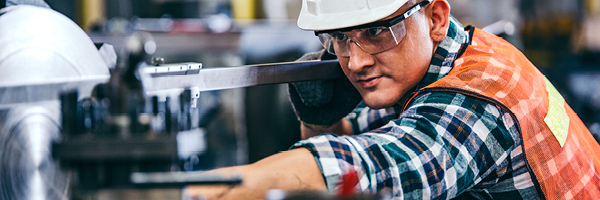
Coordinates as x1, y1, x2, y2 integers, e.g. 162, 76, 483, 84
142, 59, 342, 92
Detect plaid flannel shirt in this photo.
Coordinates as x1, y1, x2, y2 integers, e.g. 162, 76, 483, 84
293, 17, 542, 199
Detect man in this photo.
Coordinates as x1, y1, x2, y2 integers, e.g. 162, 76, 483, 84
187, 0, 600, 199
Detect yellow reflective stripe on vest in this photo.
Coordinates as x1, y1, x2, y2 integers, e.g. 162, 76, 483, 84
544, 77, 569, 147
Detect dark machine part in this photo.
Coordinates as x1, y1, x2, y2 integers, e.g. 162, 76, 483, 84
51, 56, 342, 198
53, 89, 216, 190
50, 32, 231, 199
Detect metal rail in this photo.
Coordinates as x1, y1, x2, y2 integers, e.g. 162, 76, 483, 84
141, 59, 342, 92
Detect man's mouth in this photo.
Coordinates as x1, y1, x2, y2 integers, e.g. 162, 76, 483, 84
356, 77, 381, 88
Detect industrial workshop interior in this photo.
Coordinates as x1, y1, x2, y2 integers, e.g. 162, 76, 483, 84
1, 0, 600, 199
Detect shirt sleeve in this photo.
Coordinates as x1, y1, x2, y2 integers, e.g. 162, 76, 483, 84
292, 92, 520, 199
346, 101, 404, 134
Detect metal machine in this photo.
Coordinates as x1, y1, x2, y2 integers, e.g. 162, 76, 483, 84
0, 4, 344, 200
0, 5, 110, 200
51, 54, 341, 200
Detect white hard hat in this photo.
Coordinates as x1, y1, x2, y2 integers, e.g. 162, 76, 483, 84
297, 0, 410, 31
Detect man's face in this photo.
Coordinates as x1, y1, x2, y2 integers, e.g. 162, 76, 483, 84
337, 9, 434, 109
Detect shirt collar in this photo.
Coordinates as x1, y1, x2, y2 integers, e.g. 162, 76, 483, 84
413, 15, 469, 90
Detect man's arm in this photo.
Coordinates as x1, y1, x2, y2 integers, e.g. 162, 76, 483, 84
292, 92, 528, 198
185, 148, 326, 199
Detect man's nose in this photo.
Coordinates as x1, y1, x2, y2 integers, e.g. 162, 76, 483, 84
347, 41, 375, 72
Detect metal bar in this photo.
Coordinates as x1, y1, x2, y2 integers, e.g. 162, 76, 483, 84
143, 59, 342, 92
141, 62, 202, 76
130, 171, 243, 187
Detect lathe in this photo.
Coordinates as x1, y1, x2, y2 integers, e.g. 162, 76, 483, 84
0, 5, 344, 200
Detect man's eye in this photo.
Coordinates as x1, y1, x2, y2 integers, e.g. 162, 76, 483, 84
331, 33, 348, 41
365, 28, 384, 36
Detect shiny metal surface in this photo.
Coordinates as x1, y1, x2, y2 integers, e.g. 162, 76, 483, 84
0, 5, 110, 104
0, 5, 110, 200
141, 62, 202, 76
130, 171, 242, 186
142, 59, 342, 92
0, 102, 69, 200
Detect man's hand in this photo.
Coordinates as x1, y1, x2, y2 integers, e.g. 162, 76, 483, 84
184, 148, 326, 200
288, 50, 362, 137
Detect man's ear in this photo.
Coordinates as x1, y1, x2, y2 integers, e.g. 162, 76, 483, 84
428, 0, 450, 42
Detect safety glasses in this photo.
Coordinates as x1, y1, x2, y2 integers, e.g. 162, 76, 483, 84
314, 0, 432, 57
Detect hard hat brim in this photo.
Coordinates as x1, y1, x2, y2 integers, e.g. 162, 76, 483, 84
297, 0, 409, 31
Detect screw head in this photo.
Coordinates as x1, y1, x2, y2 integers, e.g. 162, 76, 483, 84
151, 57, 165, 66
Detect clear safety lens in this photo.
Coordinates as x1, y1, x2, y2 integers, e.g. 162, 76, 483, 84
314, 0, 434, 57
317, 21, 407, 57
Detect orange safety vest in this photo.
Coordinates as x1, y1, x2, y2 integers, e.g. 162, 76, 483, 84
405, 28, 600, 199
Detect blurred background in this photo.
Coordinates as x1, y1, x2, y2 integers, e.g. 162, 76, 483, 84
41, 0, 600, 168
